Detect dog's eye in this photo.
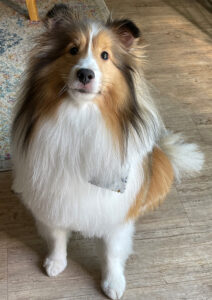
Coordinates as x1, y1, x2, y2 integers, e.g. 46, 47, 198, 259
69, 47, 79, 55
101, 51, 109, 60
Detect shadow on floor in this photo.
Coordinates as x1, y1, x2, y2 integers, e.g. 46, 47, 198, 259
162, 0, 212, 38
197, 0, 212, 13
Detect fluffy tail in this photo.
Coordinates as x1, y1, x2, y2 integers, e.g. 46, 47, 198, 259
160, 132, 204, 182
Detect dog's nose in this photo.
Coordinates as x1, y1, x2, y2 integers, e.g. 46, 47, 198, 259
77, 68, 95, 85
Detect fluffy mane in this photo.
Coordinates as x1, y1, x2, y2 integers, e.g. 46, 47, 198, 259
12, 5, 161, 158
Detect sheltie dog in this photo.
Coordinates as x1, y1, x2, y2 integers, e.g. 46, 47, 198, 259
12, 4, 204, 299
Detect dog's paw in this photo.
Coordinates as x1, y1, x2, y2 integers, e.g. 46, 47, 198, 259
101, 273, 126, 300
11, 182, 22, 194
44, 257, 67, 277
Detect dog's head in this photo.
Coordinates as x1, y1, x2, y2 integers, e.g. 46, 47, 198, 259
38, 4, 142, 102
14, 4, 146, 151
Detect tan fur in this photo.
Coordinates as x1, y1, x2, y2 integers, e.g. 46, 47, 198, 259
126, 147, 174, 220
126, 156, 150, 220
21, 29, 90, 144
93, 31, 132, 155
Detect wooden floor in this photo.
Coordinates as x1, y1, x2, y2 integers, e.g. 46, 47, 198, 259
1, 0, 212, 299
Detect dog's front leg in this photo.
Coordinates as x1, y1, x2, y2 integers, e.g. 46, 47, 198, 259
99, 222, 134, 300
36, 221, 70, 277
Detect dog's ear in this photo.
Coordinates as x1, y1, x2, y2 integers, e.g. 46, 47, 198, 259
107, 18, 141, 49
44, 4, 71, 29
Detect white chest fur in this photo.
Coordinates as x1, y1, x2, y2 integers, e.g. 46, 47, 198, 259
13, 100, 144, 237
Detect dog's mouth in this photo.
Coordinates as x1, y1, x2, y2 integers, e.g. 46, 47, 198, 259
73, 88, 93, 94
71, 88, 101, 95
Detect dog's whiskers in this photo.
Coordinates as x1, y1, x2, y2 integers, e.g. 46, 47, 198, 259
58, 84, 68, 97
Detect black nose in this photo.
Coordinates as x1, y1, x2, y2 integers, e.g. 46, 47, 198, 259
77, 68, 95, 85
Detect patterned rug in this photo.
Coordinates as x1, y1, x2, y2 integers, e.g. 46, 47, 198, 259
0, 0, 109, 170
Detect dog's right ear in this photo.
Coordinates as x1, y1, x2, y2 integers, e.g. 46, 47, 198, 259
44, 4, 71, 29
107, 18, 141, 49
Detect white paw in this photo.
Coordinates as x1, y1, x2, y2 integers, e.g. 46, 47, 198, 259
44, 257, 67, 277
101, 273, 126, 300
11, 182, 22, 194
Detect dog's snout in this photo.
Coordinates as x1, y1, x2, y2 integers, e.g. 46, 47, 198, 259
77, 68, 95, 85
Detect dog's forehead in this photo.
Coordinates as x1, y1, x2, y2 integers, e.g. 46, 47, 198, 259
83, 22, 113, 50
68, 22, 114, 71
89, 22, 101, 39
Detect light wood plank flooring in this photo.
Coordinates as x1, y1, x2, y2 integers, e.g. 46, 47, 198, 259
0, 0, 212, 299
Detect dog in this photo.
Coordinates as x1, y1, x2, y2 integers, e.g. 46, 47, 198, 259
12, 4, 204, 299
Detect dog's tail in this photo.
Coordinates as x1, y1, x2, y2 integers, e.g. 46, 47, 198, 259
159, 132, 204, 182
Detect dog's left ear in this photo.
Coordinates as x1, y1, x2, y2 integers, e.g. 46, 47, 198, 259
44, 4, 72, 30
107, 19, 141, 49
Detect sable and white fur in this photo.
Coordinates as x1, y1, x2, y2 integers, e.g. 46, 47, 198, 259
12, 5, 204, 300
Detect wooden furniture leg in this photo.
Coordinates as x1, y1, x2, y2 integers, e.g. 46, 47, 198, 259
26, 0, 39, 21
